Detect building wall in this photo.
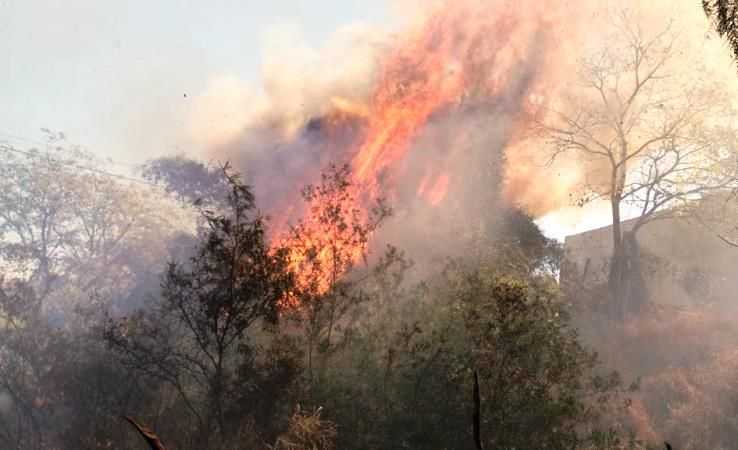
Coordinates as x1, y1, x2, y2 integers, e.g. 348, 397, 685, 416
564, 217, 738, 309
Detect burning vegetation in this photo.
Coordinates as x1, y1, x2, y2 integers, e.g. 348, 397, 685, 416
3, 0, 738, 449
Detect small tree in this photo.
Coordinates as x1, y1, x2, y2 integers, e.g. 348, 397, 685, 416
284, 163, 391, 380
456, 273, 634, 449
106, 165, 296, 448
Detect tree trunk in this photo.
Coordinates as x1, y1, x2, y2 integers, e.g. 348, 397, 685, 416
608, 196, 625, 316
473, 370, 484, 450
608, 199, 646, 318
620, 231, 647, 316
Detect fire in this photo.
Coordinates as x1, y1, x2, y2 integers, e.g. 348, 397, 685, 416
352, 1, 502, 196
254, 0, 580, 296
283, 223, 368, 298
278, 164, 372, 299
427, 172, 450, 205
417, 169, 451, 205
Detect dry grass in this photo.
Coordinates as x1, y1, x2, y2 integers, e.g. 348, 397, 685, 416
272, 406, 337, 450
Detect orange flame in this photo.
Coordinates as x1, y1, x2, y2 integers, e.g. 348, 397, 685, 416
276, 0, 574, 295
427, 172, 450, 205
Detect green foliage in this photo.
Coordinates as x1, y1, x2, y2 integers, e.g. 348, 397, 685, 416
105, 165, 299, 449
0, 159, 634, 449
457, 273, 590, 448
306, 253, 634, 449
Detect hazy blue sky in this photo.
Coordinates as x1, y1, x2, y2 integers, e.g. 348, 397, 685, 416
1, 0, 387, 163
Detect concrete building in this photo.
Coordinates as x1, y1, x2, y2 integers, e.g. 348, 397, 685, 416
563, 216, 738, 310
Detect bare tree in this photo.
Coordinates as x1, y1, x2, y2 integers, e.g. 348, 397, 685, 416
539, 9, 738, 315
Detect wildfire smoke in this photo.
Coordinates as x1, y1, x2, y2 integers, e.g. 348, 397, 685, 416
191, 0, 602, 286
193, 0, 640, 282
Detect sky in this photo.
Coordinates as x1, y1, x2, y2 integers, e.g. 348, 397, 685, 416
0, 0, 388, 162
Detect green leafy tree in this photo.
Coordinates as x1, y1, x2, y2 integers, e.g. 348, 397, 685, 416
301, 209, 633, 449
452, 272, 635, 449
106, 165, 298, 449
309, 268, 636, 449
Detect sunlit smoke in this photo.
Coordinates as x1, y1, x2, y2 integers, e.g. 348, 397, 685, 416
204, 1, 586, 210
187, 0, 736, 279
